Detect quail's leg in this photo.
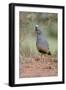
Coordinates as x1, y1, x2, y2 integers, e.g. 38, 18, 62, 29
41, 54, 45, 62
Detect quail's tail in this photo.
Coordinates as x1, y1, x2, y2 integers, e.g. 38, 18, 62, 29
48, 51, 51, 55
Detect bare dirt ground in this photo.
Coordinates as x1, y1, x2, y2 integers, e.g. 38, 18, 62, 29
19, 55, 58, 78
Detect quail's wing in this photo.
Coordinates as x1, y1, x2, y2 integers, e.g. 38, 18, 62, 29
42, 39, 49, 49
37, 36, 49, 50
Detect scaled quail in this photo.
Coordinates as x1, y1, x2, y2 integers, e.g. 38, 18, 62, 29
35, 25, 51, 55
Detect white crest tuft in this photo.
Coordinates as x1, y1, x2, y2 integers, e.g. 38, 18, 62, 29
35, 25, 39, 28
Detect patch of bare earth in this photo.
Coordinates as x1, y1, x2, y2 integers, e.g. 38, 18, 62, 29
19, 55, 58, 78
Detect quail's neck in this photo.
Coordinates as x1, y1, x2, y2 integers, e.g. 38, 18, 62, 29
37, 33, 43, 40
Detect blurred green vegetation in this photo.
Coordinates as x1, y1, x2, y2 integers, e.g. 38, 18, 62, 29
19, 12, 58, 59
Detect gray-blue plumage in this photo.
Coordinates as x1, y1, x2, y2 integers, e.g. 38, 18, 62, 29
35, 25, 51, 55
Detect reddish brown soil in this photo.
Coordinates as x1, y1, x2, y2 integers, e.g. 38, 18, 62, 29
19, 55, 58, 78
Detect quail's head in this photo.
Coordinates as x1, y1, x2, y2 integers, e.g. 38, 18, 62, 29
35, 25, 42, 34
